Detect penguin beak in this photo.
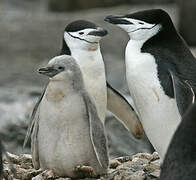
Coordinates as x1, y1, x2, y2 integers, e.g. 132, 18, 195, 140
87, 27, 108, 37
104, 15, 132, 25
38, 67, 58, 77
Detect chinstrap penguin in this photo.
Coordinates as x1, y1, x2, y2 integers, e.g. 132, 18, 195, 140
24, 20, 143, 141
160, 104, 196, 180
105, 9, 196, 159
62, 20, 143, 138
27, 55, 109, 178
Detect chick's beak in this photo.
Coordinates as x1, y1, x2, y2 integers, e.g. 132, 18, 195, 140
38, 67, 58, 77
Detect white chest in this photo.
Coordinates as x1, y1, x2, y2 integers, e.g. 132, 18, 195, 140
71, 49, 107, 122
38, 86, 96, 173
125, 40, 181, 159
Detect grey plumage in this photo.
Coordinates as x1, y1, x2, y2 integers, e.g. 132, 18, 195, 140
160, 104, 196, 179
24, 55, 108, 178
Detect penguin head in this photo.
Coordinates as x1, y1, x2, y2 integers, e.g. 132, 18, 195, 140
63, 20, 108, 51
105, 9, 174, 41
38, 55, 82, 81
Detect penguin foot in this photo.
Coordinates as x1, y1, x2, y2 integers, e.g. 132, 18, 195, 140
73, 165, 96, 178
41, 169, 55, 179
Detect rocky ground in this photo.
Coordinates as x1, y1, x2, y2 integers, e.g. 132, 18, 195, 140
2, 152, 160, 180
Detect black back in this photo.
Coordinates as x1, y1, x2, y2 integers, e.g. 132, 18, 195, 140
60, 20, 98, 55
160, 104, 196, 180
131, 9, 196, 98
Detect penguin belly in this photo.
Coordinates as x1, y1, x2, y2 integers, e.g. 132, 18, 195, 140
125, 46, 181, 159
73, 51, 107, 123
38, 93, 103, 177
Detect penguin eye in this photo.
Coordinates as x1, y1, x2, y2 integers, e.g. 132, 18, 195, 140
79, 32, 84, 35
138, 22, 144, 25
58, 66, 64, 70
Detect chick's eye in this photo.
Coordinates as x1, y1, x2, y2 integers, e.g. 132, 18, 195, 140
79, 32, 84, 35
139, 22, 144, 25
58, 66, 64, 70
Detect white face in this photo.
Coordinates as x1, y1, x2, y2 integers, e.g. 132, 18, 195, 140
64, 28, 104, 51
117, 18, 162, 41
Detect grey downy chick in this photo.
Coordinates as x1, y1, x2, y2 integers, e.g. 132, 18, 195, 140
28, 55, 109, 178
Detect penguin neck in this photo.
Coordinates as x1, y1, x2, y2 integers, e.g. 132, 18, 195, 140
71, 44, 101, 59
49, 73, 84, 94
59, 40, 104, 90
126, 39, 145, 54
141, 27, 187, 55
46, 79, 73, 102
70, 45, 104, 87
60, 39, 101, 58
60, 39, 71, 55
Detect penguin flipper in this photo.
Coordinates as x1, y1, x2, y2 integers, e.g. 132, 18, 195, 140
170, 71, 195, 116
23, 85, 47, 148
83, 93, 109, 170
31, 114, 40, 169
106, 81, 143, 138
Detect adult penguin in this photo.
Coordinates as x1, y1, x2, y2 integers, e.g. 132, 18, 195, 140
105, 9, 196, 158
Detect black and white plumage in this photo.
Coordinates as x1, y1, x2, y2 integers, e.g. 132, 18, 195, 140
105, 9, 196, 158
60, 20, 142, 137
160, 104, 196, 180
28, 55, 109, 178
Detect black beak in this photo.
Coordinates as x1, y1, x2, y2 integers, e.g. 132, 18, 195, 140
88, 27, 108, 37
38, 67, 58, 77
104, 15, 132, 25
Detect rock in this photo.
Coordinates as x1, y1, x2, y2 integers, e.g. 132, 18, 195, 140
3, 153, 42, 180
115, 156, 132, 163
109, 159, 121, 169
2, 152, 160, 179
149, 169, 160, 178
152, 152, 160, 161
132, 152, 153, 161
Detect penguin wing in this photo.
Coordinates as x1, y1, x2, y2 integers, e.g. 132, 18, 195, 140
106, 82, 143, 138
170, 71, 195, 116
23, 85, 47, 148
83, 93, 109, 169
31, 112, 40, 169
